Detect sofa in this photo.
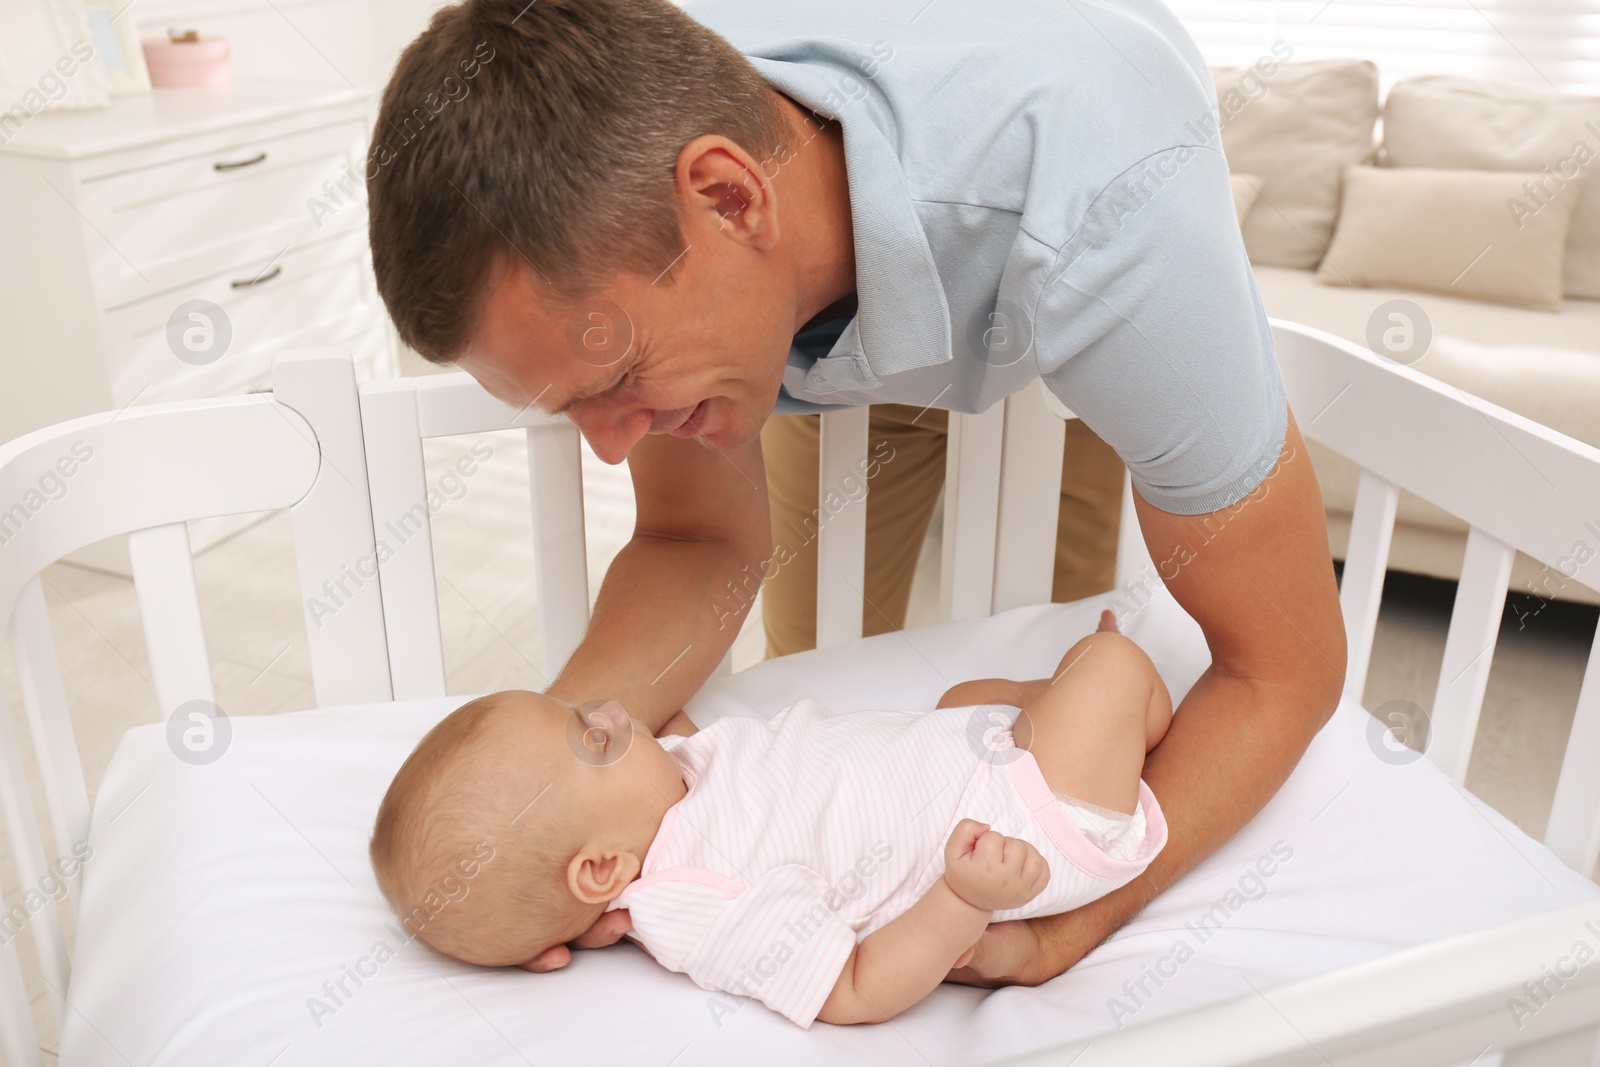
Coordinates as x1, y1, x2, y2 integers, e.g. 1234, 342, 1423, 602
1211, 57, 1600, 607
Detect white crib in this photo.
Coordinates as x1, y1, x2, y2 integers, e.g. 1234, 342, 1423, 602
0, 321, 1597, 1066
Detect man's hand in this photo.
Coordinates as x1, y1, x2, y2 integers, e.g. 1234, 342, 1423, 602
944, 409, 1346, 989
946, 919, 1044, 986
544, 432, 771, 735
517, 909, 634, 973
942, 819, 1049, 912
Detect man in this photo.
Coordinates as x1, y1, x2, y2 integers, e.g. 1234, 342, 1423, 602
366, 0, 1346, 987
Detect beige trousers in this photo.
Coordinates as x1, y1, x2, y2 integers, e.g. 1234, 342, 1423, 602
759, 403, 1127, 659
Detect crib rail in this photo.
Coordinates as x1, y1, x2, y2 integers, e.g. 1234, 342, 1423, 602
0, 352, 379, 1059
4, 320, 1600, 1065
815, 321, 1600, 877
998, 897, 1600, 1067
1270, 322, 1600, 877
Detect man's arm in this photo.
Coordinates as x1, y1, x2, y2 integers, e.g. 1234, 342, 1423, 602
951, 407, 1347, 986
524, 431, 767, 973
544, 430, 772, 735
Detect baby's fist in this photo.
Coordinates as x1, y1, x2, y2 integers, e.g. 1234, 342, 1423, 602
942, 819, 1049, 912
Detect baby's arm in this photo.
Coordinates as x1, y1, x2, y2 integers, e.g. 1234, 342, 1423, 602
815, 820, 1047, 1025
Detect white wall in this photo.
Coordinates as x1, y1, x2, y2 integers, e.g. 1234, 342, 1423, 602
131, 0, 445, 90
133, 0, 1600, 103
1169, 0, 1600, 95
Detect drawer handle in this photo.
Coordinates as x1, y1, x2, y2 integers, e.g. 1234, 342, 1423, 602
231, 265, 282, 288
214, 151, 267, 172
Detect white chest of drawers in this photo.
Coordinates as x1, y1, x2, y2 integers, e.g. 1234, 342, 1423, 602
0, 80, 397, 569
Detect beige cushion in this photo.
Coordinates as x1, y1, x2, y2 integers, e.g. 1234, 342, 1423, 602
1210, 59, 1380, 269
1417, 335, 1600, 450
1250, 263, 1600, 355
1229, 172, 1262, 225
1381, 74, 1600, 300
1316, 166, 1584, 312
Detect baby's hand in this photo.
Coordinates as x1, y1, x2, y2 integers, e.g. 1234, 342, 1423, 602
942, 819, 1049, 912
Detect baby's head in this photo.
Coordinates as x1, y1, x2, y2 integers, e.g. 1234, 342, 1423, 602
369, 690, 686, 967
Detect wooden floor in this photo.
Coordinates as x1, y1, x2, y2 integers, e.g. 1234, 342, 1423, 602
1, 426, 1594, 1064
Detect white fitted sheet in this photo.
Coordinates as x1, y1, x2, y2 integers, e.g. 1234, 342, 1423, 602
61, 586, 1596, 1066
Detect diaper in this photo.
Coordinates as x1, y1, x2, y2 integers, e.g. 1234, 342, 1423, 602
1053, 791, 1148, 862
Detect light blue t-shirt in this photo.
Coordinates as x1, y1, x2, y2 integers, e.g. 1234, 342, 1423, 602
684, 0, 1288, 516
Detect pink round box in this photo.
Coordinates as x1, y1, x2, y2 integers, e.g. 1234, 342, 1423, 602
142, 36, 233, 88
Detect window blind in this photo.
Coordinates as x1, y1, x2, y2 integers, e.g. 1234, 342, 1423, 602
1165, 0, 1600, 95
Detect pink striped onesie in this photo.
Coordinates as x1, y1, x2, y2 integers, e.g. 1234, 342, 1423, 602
604, 698, 1168, 1027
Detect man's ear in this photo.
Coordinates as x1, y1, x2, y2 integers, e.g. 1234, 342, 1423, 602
676, 133, 776, 247
566, 846, 643, 905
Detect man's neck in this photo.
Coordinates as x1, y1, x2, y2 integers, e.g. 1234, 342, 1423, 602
771, 90, 858, 334
798, 290, 858, 333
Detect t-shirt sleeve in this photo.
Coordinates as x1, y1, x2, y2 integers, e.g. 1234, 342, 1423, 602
681, 863, 857, 1029
1033, 143, 1288, 516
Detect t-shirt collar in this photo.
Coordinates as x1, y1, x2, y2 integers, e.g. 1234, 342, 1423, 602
746, 56, 954, 395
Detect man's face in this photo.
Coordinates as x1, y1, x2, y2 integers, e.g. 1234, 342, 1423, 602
457, 217, 797, 465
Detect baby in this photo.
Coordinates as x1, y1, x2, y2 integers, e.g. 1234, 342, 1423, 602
370, 611, 1171, 1027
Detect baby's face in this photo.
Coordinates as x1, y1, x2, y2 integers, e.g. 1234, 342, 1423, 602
494, 693, 689, 872
373, 690, 689, 969
522, 693, 687, 819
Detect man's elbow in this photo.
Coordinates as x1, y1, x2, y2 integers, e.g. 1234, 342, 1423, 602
1313, 615, 1349, 728
1305, 671, 1344, 732
1285, 637, 1347, 734
1224, 636, 1346, 736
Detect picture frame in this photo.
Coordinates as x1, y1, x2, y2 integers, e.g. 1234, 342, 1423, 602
79, 0, 153, 96
0, 0, 113, 113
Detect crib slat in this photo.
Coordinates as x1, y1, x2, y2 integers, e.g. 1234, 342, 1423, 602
1544, 621, 1600, 874
941, 404, 1005, 622
0, 683, 69, 1030
275, 351, 394, 707
1339, 469, 1400, 705
528, 423, 590, 678
0, 931, 39, 1067
10, 578, 91, 886
816, 406, 870, 648
129, 522, 216, 719
361, 383, 447, 700
992, 382, 1066, 614
1113, 472, 1159, 594
1428, 526, 1516, 783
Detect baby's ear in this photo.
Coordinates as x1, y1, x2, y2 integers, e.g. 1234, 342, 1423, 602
567, 847, 643, 904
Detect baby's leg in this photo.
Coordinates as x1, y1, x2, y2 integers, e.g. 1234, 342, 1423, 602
1012, 633, 1172, 814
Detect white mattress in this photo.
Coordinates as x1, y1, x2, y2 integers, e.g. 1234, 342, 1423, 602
61, 587, 1596, 1066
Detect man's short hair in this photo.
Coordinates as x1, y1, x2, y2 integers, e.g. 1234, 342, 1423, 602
367, 0, 789, 363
